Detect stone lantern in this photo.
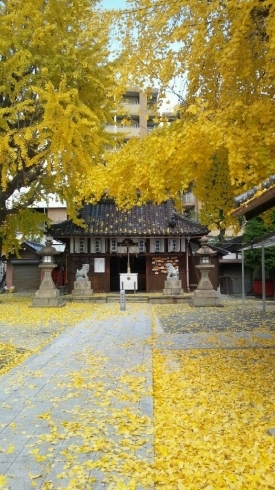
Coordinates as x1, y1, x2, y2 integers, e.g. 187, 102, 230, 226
41, 235, 58, 267
32, 236, 65, 307
192, 236, 220, 307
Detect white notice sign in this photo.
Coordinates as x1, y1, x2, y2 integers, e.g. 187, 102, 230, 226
94, 258, 105, 273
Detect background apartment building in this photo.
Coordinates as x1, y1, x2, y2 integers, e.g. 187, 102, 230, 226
106, 88, 199, 218
106, 87, 159, 140
27, 88, 198, 234
182, 190, 199, 218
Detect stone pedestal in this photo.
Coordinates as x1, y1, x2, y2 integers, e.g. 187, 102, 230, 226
72, 280, 93, 299
32, 270, 66, 308
192, 288, 220, 306
163, 279, 183, 295
191, 264, 220, 307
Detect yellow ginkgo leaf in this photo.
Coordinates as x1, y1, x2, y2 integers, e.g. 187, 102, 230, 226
0, 475, 8, 486
7, 444, 15, 454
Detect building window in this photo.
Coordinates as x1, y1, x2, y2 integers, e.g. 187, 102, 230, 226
183, 191, 195, 204
79, 238, 86, 253
111, 239, 117, 252
154, 239, 161, 253
94, 238, 101, 253
122, 95, 139, 105
138, 239, 146, 253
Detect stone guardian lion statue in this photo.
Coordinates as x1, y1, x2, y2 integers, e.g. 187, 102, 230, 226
166, 262, 179, 279
76, 263, 90, 281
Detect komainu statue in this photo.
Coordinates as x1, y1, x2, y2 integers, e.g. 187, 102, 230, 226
76, 263, 90, 281
166, 262, 179, 279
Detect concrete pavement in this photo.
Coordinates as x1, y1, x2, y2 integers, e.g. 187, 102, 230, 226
1, 296, 275, 489
0, 305, 153, 490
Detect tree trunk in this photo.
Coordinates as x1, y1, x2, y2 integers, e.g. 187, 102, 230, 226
0, 209, 8, 259
0, 220, 4, 260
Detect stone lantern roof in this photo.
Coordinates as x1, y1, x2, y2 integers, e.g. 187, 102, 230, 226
195, 236, 216, 257
39, 236, 59, 258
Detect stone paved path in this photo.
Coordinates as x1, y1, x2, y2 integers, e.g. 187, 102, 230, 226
0, 306, 153, 490
1, 296, 275, 489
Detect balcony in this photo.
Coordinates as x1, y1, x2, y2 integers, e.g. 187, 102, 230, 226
182, 192, 196, 208
120, 102, 140, 116
106, 125, 140, 137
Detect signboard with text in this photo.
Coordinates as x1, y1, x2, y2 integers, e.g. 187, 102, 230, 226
94, 258, 105, 273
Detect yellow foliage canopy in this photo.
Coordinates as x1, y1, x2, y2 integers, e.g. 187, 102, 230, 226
103, 0, 275, 230
0, 0, 117, 254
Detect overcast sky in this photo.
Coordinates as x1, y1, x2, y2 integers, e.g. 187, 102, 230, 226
101, 0, 127, 9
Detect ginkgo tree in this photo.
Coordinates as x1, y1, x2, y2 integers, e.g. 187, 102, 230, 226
103, 0, 275, 233
194, 150, 237, 238
0, 0, 119, 256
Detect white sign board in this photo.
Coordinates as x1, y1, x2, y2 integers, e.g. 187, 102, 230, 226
94, 258, 105, 273
120, 273, 138, 291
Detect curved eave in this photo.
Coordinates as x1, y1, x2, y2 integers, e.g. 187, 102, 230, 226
49, 200, 209, 237
231, 186, 275, 220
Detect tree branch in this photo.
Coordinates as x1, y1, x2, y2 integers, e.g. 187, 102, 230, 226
3, 163, 46, 201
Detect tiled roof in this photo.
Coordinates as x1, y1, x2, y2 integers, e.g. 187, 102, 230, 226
23, 241, 44, 252
233, 175, 275, 208
219, 237, 243, 252
232, 175, 275, 219
50, 200, 208, 237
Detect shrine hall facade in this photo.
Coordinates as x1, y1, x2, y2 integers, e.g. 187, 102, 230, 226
49, 200, 210, 293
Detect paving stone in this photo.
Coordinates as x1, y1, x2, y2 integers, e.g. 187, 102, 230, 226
0, 306, 153, 489
2, 296, 270, 488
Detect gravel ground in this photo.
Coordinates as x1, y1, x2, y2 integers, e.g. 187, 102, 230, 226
153, 297, 275, 335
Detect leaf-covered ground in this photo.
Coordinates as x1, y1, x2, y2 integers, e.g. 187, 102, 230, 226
0, 343, 29, 373
152, 300, 275, 488
0, 294, 101, 366
153, 348, 275, 489
153, 300, 275, 334
24, 346, 153, 490
0, 295, 275, 489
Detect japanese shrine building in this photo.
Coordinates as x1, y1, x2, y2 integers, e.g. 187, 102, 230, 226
49, 199, 210, 293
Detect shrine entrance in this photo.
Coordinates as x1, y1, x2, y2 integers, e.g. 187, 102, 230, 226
110, 256, 146, 291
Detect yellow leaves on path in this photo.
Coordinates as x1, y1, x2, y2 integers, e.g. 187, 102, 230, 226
107, 480, 138, 490
5, 445, 15, 455
1, 298, 275, 489
0, 295, 100, 373
153, 348, 275, 489
0, 294, 97, 331
0, 342, 29, 376
0, 444, 16, 458
27, 343, 153, 489
0, 475, 8, 489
